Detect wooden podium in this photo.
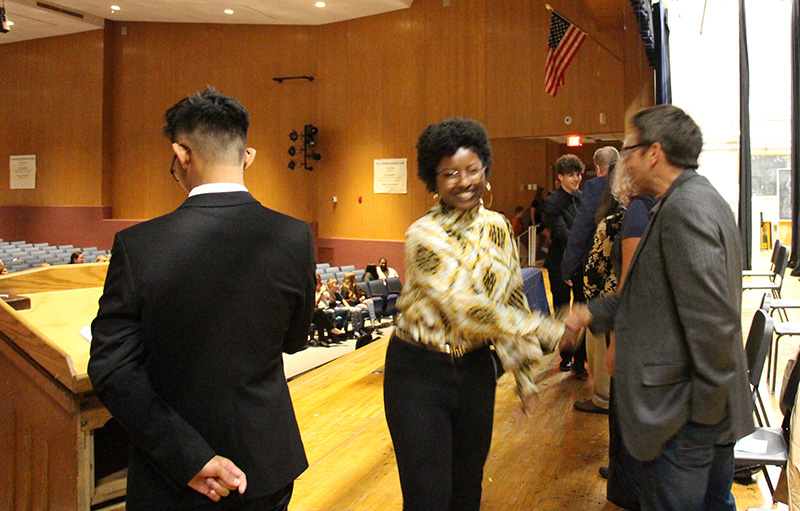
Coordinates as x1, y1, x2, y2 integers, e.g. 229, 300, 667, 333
0, 263, 127, 511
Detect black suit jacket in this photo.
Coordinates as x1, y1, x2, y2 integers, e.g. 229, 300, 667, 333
542, 186, 582, 278
89, 192, 314, 510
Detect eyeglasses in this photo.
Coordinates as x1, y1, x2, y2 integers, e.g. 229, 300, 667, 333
437, 166, 485, 185
169, 144, 191, 182
620, 142, 651, 154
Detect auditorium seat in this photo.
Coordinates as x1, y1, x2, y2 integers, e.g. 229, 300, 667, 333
340, 265, 356, 272
367, 279, 398, 320
386, 277, 403, 295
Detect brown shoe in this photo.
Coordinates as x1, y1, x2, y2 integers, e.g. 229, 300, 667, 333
573, 399, 609, 415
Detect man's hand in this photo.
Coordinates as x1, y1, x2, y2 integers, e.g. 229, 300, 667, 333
564, 303, 593, 333
188, 455, 247, 502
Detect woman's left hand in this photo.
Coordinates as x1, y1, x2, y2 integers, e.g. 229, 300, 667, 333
514, 392, 538, 421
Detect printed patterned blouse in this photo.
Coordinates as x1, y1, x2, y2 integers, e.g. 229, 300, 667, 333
396, 201, 565, 396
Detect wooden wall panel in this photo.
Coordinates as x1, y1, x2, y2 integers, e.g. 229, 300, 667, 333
316, 7, 429, 242
422, 0, 487, 123
107, 22, 318, 222
0, 31, 104, 207
487, 138, 549, 217
0, 0, 653, 249
486, 0, 535, 138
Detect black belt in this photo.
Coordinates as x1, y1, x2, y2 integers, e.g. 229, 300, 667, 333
391, 332, 485, 358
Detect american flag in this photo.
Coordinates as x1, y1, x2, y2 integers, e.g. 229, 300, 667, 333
544, 11, 587, 97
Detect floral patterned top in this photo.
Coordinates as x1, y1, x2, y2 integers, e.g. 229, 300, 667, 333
396, 201, 565, 396
583, 209, 625, 300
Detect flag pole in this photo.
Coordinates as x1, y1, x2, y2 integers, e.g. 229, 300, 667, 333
545, 4, 622, 62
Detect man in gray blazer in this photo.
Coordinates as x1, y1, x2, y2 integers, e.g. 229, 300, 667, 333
565, 105, 752, 511
89, 88, 313, 511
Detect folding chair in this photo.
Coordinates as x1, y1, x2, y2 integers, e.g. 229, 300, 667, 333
743, 240, 782, 278
734, 350, 800, 495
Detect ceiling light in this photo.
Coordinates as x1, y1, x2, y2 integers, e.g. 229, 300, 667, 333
315, 2, 326, 7
111, 5, 121, 11
224, 9, 234, 14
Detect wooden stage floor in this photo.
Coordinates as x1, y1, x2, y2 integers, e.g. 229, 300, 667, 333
287, 336, 774, 511
287, 249, 798, 511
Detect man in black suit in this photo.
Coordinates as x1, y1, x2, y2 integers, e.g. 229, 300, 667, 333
88, 87, 314, 511
543, 154, 585, 374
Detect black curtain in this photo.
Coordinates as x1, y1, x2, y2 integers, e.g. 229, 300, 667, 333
791, 0, 800, 272
629, 0, 657, 67
739, 0, 752, 270
653, 2, 672, 105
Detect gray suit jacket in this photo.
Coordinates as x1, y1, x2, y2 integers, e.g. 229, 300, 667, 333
588, 170, 753, 461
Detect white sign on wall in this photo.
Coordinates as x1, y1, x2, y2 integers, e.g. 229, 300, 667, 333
374, 158, 407, 194
10, 155, 36, 189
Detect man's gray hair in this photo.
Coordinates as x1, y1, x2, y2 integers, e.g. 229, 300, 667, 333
632, 105, 703, 169
593, 146, 619, 168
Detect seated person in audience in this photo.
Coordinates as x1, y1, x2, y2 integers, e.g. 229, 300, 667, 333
376, 257, 398, 279
0, 265, 7, 275
341, 272, 377, 324
363, 263, 378, 282
313, 275, 344, 346
321, 278, 365, 336
70, 251, 85, 264
310, 309, 343, 347
97, 254, 110, 262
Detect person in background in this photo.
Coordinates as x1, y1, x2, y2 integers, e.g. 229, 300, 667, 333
341, 271, 377, 326
376, 257, 399, 279
321, 278, 365, 336
89, 87, 313, 511
530, 187, 548, 228
384, 117, 567, 511
363, 263, 378, 282
312, 274, 345, 347
565, 105, 752, 511
70, 251, 85, 264
562, 146, 619, 414
510, 206, 526, 237
0, 265, 7, 275
543, 154, 585, 377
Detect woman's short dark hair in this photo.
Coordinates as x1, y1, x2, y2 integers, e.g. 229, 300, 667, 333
416, 118, 492, 193
555, 154, 585, 175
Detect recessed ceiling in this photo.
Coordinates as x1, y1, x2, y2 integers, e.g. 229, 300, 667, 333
1, 0, 414, 44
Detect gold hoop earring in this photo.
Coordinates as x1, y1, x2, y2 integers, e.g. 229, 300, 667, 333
483, 182, 493, 209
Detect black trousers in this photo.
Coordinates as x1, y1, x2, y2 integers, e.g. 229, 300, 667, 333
384, 337, 496, 511
192, 482, 293, 511
312, 308, 337, 339
549, 270, 587, 368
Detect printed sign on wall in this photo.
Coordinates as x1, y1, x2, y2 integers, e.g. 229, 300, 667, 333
374, 158, 407, 194
10, 155, 36, 189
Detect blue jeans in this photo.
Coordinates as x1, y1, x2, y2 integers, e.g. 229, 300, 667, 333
633, 419, 736, 511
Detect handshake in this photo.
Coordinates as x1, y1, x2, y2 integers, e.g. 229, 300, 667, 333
559, 303, 593, 352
